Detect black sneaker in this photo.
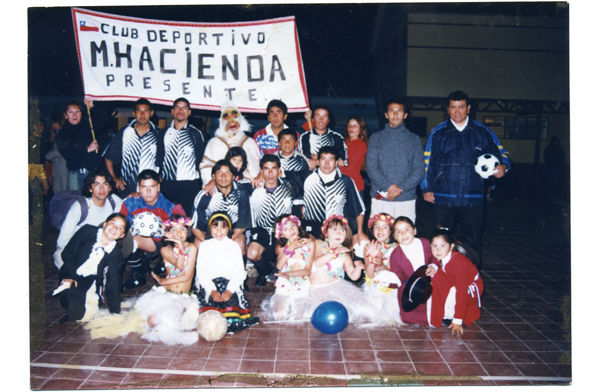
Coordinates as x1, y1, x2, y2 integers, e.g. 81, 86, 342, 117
442, 318, 453, 327
123, 274, 147, 290
151, 262, 166, 275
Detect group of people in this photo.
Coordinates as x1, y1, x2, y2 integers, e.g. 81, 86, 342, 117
50, 90, 510, 338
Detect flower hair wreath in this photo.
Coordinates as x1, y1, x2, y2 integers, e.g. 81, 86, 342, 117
163, 217, 192, 228
367, 213, 395, 229
321, 214, 348, 236
275, 215, 302, 240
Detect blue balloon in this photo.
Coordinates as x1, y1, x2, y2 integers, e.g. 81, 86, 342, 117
311, 301, 349, 334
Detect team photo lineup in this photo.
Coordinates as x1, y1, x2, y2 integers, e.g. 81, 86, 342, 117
41, 88, 509, 340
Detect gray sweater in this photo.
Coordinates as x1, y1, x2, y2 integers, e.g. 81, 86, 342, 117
365, 124, 425, 201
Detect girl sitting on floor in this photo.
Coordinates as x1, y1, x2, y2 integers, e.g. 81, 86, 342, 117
361, 213, 403, 323
135, 214, 200, 345
363, 213, 397, 283
388, 217, 439, 326
308, 215, 379, 324
57, 213, 128, 323
428, 228, 484, 336
261, 215, 315, 321
195, 211, 259, 333
150, 215, 197, 293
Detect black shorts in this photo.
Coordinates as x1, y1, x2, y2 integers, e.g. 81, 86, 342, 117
249, 227, 277, 260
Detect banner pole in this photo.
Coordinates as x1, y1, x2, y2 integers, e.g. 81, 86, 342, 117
85, 101, 98, 153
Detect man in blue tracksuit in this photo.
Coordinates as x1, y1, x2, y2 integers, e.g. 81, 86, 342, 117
420, 91, 511, 257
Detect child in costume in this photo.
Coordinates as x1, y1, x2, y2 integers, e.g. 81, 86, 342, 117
135, 214, 200, 345
195, 212, 259, 333
363, 213, 397, 283
388, 217, 439, 326
428, 229, 483, 336
361, 213, 402, 324
309, 215, 379, 324
57, 213, 128, 323
260, 215, 315, 321
151, 214, 197, 292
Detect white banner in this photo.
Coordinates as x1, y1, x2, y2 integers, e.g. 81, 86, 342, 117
71, 8, 309, 113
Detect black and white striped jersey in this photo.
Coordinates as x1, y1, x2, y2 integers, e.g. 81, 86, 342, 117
286, 169, 365, 223
276, 150, 310, 172
249, 178, 302, 230
161, 121, 205, 181
191, 181, 252, 233
298, 128, 348, 165
102, 121, 161, 185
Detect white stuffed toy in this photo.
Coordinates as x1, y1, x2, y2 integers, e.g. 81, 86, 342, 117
135, 286, 200, 346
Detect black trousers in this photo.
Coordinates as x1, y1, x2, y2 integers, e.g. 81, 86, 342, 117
433, 204, 483, 255
60, 276, 98, 322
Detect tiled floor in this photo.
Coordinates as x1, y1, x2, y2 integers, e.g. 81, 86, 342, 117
30, 197, 572, 389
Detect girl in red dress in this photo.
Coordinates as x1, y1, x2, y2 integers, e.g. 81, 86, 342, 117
388, 217, 439, 325
429, 229, 483, 336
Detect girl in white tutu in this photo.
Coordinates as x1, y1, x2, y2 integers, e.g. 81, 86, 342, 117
260, 215, 315, 321
136, 214, 200, 345
308, 215, 380, 324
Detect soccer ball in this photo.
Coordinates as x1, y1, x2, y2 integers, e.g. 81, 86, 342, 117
197, 310, 228, 341
130, 211, 163, 237
475, 154, 500, 179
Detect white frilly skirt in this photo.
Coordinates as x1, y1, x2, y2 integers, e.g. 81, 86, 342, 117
260, 278, 384, 324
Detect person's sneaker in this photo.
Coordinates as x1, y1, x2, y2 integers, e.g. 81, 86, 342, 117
442, 318, 453, 327
152, 262, 166, 275
123, 275, 147, 290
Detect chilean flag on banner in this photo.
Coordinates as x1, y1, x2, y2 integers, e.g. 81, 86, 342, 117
79, 20, 99, 32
